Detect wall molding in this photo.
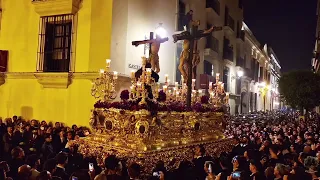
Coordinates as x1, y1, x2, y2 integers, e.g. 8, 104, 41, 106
32, 0, 82, 17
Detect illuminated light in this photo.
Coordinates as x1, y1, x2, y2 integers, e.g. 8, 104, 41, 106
237, 70, 244, 77
156, 147, 161, 150
106, 59, 111, 68
155, 23, 167, 38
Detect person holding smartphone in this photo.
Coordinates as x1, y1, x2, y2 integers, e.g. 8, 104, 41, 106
204, 161, 215, 180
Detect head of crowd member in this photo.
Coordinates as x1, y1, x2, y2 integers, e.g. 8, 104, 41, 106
7, 126, 13, 134
17, 165, 32, 180
44, 133, 53, 143
67, 131, 74, 141
128, 162, 141, 179
274, 163, 289, 179
26, 154, 40, 170
41, 121, 47, 127
11, 147, 25, 160
304, 156, 319, 175
232, 156, 246, 171
104, 155, 120, 173
269, 145, 280, 159
249, 159, 262, 174
54, 122, 61, 129
194, 145, 205, 158
12, 115, 18, 122
204, 161, 214, 174
55, 153, 68, 168
43, 159, 57, 174
36, 171, 52, 180
70, 169, 91, 180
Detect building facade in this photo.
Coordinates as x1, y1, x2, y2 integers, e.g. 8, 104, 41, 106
0, 0, 281, 126
312, 0, 320, 73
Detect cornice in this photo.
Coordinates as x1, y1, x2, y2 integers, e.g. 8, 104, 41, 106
32, 0, 82, 17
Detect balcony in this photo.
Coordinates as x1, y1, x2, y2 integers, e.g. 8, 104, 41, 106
236, 57, 245, 68
223, 48, 233, 63
224, 15, 235, 34
32, 0, 82, 17
237, 30, 245, 43
204, 36, 219, 59
206, 0, 220, 24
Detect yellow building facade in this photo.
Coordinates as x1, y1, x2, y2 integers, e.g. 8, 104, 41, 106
0, 0, 127, 126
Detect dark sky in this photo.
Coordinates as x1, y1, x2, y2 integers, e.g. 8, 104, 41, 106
243, 0, 318, 72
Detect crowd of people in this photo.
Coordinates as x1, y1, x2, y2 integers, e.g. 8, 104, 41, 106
1, 111, 320, 180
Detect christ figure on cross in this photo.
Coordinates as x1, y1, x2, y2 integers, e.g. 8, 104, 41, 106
132, 35, 169, 73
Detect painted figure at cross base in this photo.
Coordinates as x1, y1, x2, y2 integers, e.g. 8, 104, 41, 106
177, 21, 215, 82
132, 35, 169, 73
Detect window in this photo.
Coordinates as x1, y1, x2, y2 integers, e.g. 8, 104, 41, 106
177, 0, 186, 31
37, 14, 74, 72
204, 60, 213, 76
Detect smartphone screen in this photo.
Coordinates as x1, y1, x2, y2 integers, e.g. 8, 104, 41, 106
153, 172, 160, 177
89, 163, 94, 172
72, 176, 78, 180
232, 172, 241, 178
208, 164, 212, 173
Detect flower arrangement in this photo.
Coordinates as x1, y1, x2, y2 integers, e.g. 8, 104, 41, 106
94, 90, 223, 113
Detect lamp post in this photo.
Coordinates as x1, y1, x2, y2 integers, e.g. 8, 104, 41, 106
231, 70, 244, 113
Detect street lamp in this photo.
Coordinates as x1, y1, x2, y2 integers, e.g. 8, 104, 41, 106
155, 23, 167, 38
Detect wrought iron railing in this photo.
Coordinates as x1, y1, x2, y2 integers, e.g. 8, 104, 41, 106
36, 14, 75, 72
206, 36, 219, 53
225, 15, 235, 31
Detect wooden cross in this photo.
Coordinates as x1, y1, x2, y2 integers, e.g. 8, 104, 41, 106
173, 22, 222, 107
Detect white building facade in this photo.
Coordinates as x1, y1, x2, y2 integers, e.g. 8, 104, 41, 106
110, 0, 281, 114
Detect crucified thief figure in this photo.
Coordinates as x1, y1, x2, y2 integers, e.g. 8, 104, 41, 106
176, 21, 215, 82
132, 35, 169, 73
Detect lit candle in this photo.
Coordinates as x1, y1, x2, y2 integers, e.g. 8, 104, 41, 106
198, 89, 202, 94
163, 85, 167, 93
175, 82, 179, 88
165, 74, 168, 83
131, 70, 135, 79
113, 71, 118, 79
181, 75, 184, 84
209, 82, 212, 91
106, 59, 111, 68
192, 79, 196, 90
216, 73, 220, 82
99, 69, 104, 76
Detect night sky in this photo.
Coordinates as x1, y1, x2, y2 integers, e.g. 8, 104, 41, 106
243, 0, 318, 72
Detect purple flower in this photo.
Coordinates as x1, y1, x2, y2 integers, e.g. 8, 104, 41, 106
120, 90, 130, 101
157, 90, 167, 102
201, 95, 210, 104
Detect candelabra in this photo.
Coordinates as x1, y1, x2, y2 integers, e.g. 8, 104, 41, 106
129, 57, 159, 104
91, 59, 118, 101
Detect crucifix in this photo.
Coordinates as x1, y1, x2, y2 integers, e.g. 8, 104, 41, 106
132, 33, 169, 73
173, 20, 222, 107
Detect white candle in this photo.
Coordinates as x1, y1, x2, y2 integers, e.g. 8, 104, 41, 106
131, 70, 135, 79
100, 69, 104, 75
165, 74, 168, 83
163, 85, 167, 92
106, 59, 111, 68
209, 82, 212, 90
113, 71, 118, 79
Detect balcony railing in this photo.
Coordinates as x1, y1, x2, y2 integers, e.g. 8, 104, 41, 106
236, 57, 245, 67
223, 48, 233, 61
225, 15, 235, 31
237, 30, 245, 41
206, 0, 220, 15
206, 36, 219, 52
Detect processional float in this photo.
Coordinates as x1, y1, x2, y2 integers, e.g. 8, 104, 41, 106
76, 21, 235, 172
